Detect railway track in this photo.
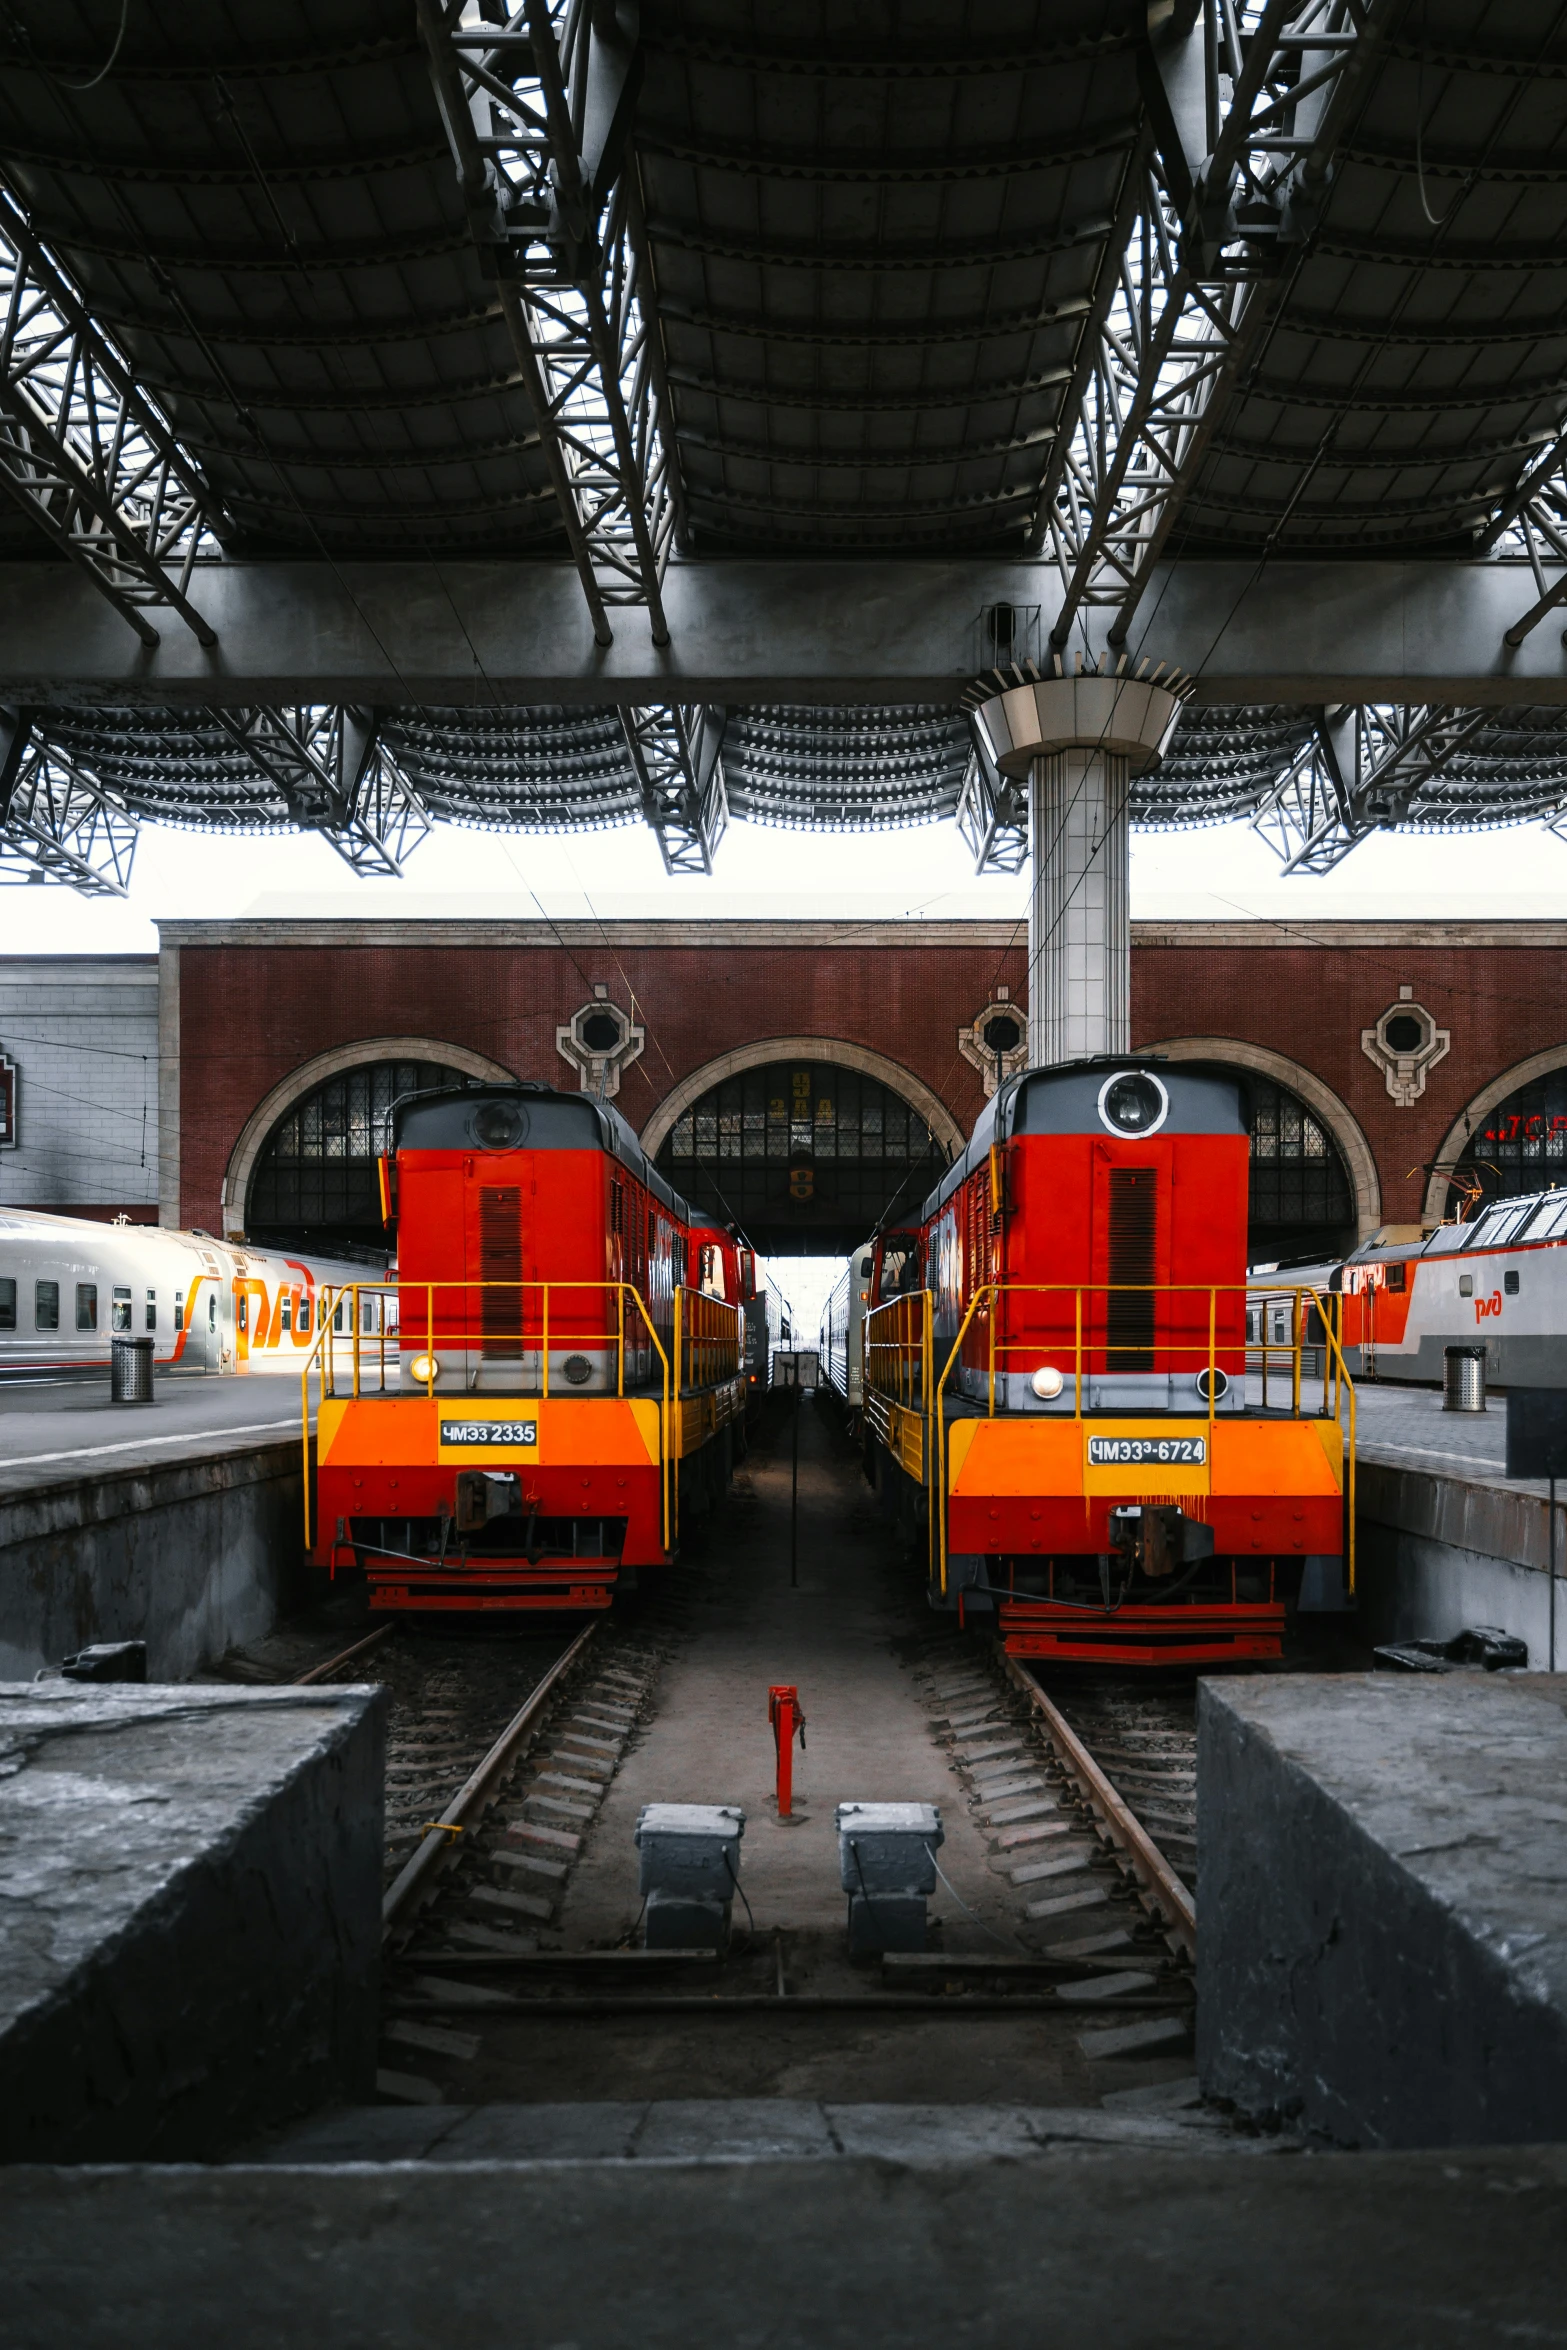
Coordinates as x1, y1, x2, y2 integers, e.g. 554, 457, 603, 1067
903, 1641, 1199, 2073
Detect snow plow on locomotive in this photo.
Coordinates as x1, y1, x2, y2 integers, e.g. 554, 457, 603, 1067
859, 1060, 1356, 1667
303, 1083, 749, 1616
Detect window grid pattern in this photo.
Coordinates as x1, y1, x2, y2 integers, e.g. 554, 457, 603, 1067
1457, 1072, 1567, 1205
1247, 1078, 1353, 1245
249, 1059, 475, 1244
660, 1061, 946, 1245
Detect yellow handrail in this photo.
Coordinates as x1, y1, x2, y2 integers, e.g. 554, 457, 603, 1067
862, 1279, 1358, 1601
299, 1278, 740, 1562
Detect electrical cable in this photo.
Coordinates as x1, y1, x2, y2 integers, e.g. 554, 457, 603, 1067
2, 0, 130, 90
922, 1842, 1024, 1951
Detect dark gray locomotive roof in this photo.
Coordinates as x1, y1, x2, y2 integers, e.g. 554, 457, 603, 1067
917, 1056, 1246, 1226
395, 1083, 698, 1227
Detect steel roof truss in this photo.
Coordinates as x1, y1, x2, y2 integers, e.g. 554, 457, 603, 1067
0, 706, 137, 895
0, 190, 218, 652
418, 0, 676, 647
1050, 0, 1385, 650
212, 708, 431, 880
618, 702, 727, 875
957, 728, 1029, 876
1252, 701, 1491, 874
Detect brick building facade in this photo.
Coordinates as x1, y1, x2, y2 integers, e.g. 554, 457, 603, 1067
3, 919, 1565, 1254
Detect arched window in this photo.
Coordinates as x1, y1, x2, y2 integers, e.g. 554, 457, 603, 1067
247, 1058, 478, 1252
656, 1058, 948, 1254
1453, 1068, 1567, 1208
1246, 1077, 1355, 1267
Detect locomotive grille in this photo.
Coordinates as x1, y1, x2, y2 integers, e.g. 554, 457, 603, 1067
480, 1185, 523, 1358
1107, 1168, 1156, 1373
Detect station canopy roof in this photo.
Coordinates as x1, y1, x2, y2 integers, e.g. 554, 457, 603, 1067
1, 0, 1566, 885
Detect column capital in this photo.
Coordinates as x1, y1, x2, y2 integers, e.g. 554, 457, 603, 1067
971, 671, 1184, 778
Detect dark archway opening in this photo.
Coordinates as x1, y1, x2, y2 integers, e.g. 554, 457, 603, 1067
1452, 1068, 1567, 1209
655, 1059, 950, 1255
246, 1057, 479, 1257
1241, 1074, 1356, 1267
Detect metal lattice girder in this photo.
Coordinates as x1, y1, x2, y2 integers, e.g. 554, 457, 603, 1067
618, 703, 727, 875
1252, 702, 1492, 874
0, 707, 137, 895
957, 728, 1029, 876
0, 188, 219, 651
212, 709, 431, 880
1046, 0, 1387, 650
1485, 427, 1567, 646
418, 0, 676, 648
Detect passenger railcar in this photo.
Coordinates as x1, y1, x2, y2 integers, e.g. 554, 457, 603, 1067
308, 1082, 748, 1615
0, 1208, 367, 1380
1324, 1185, 1567, 1386
743, 1273, 791, 1398
859, 1059, 1353, 1666
820, 1238, 874, 1420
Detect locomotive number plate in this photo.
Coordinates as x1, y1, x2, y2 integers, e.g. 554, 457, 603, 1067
440, 1419, 538, 1447
1087, 1435, 1206, 1467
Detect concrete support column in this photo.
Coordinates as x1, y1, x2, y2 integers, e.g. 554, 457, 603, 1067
1027, 746, 1129, 1065
969, 666, 1187, 1067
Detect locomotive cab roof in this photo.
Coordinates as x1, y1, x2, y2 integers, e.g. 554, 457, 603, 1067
919, 1056, 1247, 1225
393, 1082, 696, 1226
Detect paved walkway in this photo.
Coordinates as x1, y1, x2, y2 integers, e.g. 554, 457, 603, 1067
563, 1400, 1015, 1947
0, 1373, 318, 1497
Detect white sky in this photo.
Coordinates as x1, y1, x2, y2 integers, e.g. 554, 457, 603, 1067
4, 806, 1567, 953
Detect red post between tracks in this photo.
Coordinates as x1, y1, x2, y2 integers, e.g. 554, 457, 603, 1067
768, 1684, 806, 1817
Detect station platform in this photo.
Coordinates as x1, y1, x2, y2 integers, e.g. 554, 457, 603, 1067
0, 1681, 383, 2162
4, 2139, 1563, 2348
1198, 1670, 1567, 2146
0, 1377, 319, 1679
1350, 1380, 1566, 1664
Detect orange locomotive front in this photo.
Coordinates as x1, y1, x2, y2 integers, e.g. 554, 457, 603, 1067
861, 1060, 1353, 1666
306, 1084, 748, 1614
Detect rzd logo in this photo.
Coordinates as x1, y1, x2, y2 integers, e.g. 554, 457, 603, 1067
1475, 1291, 1503, 1321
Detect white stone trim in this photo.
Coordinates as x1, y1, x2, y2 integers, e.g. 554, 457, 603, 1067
1140, 1034, 1382, 1242
220, 1035, 516, 1240
158, 942, 181, 1228
640, 1037, 967, 1163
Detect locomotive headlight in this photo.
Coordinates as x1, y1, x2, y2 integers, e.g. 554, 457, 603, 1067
409, 1353, 441, 1385
1098, 1070, 1169, 1137
1031, 1364, 1065, 1399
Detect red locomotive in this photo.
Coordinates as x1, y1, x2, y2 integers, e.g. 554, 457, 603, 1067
861, 1059, 1353, 1666
306, 1083, 748, 1614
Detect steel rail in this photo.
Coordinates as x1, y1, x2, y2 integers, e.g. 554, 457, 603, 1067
388, 1988, 1192, 2016
382, 1618, 597, 1938
999, 1651, 1197, 1960
291, 1621, 396, 1686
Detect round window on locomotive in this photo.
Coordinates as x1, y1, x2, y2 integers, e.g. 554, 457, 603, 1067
470, 1099, 528, 1150
1097, 1070, 1169, 1138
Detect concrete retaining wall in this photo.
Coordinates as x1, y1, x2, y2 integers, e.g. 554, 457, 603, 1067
1197, 1674, 1567, 2147
1356, 1456, 1565, 1666
0, 1683, 384, 2161
0, 1439, 306, 1680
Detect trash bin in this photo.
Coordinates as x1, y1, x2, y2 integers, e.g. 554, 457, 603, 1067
110, 1333, 156, 1404
1443, 1343, 1487, 1414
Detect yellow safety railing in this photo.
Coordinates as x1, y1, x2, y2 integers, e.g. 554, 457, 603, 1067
863, 1281, 1356, 1600
301, 1279, 700, 1555
674, 1285, 746, 1395
862, 1289, 932, 1420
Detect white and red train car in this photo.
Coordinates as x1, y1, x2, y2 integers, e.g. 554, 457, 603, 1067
1325, 1185, 1567, 1385
0, 1207, 367, 1380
